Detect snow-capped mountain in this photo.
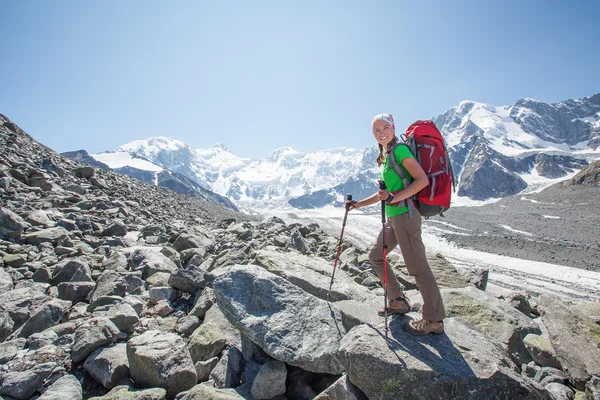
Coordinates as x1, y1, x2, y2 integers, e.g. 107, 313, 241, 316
94, 93, 600, 208
433, 94, 599, 199
111, 138, 380, 207
61, 150, 237, 210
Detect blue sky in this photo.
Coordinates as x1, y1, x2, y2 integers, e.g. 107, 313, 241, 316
1, 0, 599, 158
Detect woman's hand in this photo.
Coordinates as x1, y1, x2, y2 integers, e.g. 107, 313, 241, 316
377, 189, 390, 201
345, 199, 358, 210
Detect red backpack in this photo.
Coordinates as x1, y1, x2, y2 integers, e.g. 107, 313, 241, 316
389, 120, 455, 218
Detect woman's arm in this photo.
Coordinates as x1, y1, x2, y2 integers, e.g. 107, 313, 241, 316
388, 157, 429, 203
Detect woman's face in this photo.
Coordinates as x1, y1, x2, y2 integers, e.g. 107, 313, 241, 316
372, 120, 395, 147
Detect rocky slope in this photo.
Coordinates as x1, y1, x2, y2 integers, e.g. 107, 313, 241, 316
1, 113, 600, 399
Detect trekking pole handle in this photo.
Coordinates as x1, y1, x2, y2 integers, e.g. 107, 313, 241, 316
378, 180, 386, 223
342, 194, 352, 226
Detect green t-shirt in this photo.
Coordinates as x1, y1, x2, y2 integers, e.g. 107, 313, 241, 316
382, 144, 414, 217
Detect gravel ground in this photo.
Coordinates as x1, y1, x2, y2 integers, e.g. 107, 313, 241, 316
435, 184, 600, 272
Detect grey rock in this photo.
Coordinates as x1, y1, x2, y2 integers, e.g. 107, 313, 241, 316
58, 218, 78, 231
195, 357, 219, 383
0, 268, 13, 294
25, 210, 54, 228
123, 295, 145, 315
250, 361, 287, 400
173, 232, 213, 253
31, 267, 52, 283
130, 249, 178, 279
253, 248, 370, 303
188, 323, 227, 363
102, 251, 128, 271
213, 265, 346, 374
539, 294, 600, 390
23, 227, 69, 246
51, 259, 93, 285
65, 184, 86, 195
190, 288, 215, 319
203, 304, 241, 349
314, 374, 367, 400
74, 166, 95, 179
87, 270, 127, 305
127, 330, 197, 400
240, 335, 272, 365
522, 361, 542, 380
0, 338, 26, 364
0, 362, 56, 400
545, 383, 574, 400
586, 376, 600, 400
147, 272, 172, 287
71, 317, 120, 363
37, 374, 82, 400
105, 303, 140, 333
434, 286, 541, 365
88, 385, 167, 400
524, 334, 561, 369
101, 220, 127, 237
58, 282, 95, 303
0, 288, 50, 328
177, 384, 244, 399
340, 318, 546, 400
210, 347, 244, 389
169, 268, 205, 294
149, 286, 178, 305
290, 229, 311, 254
3, 254, 26, 268
535, 367, 567, 387
11, 298, 70, 338
176, 316, 201, 336
27, 331, 59, 351
84, 343, 129, 389
240, 359, 261, 384
505, 292, 533, 318
0, 207, 31, 239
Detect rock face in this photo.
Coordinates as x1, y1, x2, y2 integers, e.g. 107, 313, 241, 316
340, 318, 546, 400
567, 160, 600, 186
213, 265, 346, 375
538, 294, 600, 390
127, 330, 197, 399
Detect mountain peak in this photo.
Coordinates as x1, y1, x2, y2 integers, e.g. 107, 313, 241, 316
211, 142, 230, 152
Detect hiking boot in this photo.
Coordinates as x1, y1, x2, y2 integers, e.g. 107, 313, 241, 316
378, 295, 411, 316
405, 318, 444, 336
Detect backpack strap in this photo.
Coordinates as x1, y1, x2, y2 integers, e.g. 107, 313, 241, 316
388, 144, 415, 218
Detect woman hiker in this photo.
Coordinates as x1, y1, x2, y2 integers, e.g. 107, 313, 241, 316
346, 113, 446, 335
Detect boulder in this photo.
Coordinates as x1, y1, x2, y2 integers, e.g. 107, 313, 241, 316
71, 317, 120, 363
127, 330, 197, 400
340, 317, 547, 400
37, 374, 83, 400
0, 362, 56, 400
213, 265, 346, 375
0, 206, 31, 239
251, 361, 287, 400
84, 343, 130, 389
539, 294, 600, 390
88, 385, 167, 400
413, 286, 541, 365
253, 248, 371, 302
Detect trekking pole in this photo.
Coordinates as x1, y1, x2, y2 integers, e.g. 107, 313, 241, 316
378, 180, 389, 339
327, 194, 353, 301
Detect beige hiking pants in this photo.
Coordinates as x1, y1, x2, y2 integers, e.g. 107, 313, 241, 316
368, 208, 446, 322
